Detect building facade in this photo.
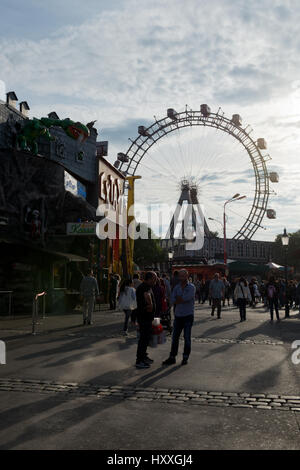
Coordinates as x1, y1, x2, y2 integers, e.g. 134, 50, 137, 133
161, 236, 274, 265
0, 90, 124, 313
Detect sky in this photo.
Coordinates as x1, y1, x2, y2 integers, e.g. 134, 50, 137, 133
1, 0, 300, 241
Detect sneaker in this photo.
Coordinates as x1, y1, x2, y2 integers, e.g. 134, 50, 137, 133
83, 319, 87, 325
87, 320, 93, 325
144, 357, 154, 364
162, 357, 176, 366
181, 358, 188, 366
211, 312, 214, 317
136, 361, 150, 369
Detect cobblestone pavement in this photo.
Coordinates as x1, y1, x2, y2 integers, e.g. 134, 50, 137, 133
66, 331, 284, 346
1, 303, 300, 449
1, 377, 300, 412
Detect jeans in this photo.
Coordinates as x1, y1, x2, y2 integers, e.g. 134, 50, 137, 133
269, 297, 280, 320
237, 298, 247, 320
211, 298, 222, 317
170, 315, 194, 359
136, 320, 152, 363
83, 296, 95, 322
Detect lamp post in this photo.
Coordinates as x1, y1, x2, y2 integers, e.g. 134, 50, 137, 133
208, 216, 224, 265
222, 194, 246, 268
168, 249, 174, 281
281, 228, 290, 318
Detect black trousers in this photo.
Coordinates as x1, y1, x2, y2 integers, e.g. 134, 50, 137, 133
109, 292, 116, 310
269, 298, 280, 320
237, 298, 247, 320
211, 298, 222, 317
136, 320, 152, 363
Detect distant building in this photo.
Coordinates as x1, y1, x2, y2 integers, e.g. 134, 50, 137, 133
161, 236, 274, 265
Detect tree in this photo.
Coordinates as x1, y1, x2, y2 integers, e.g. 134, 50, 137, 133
272, 229, 300, 273
133, 223, 167, 268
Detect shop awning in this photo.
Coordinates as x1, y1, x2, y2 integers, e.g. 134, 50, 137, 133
0, 236, 88, 263
228, 260, 268, 275
52, 251, 88, 262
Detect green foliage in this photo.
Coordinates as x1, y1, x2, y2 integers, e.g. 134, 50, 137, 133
273, 229, 300, 271
133, 223, 168, 268
208, 231, 219, 238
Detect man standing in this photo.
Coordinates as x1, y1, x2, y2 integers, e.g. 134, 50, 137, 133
162, 269, 196, 366
135, 271, 157, 369
109, 274, 118, 310
209, 273, 225, 319
162, 273, 171, 303
80, 269, 99, 325
266, 276, 280, 323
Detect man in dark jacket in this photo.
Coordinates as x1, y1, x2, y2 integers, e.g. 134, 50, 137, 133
266, 277, 280, 322
135, 271, 157, 369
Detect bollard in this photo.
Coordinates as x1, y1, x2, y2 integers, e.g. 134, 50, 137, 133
32, 292, 46, 335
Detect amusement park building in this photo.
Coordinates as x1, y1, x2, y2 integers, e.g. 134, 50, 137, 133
160, 236, 274, 265
0, 90, 124, 313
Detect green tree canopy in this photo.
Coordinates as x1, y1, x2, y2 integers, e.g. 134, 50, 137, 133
133, 223, 167, 268
273, 229, 300, 272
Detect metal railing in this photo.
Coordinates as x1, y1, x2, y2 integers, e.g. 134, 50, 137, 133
32, 291, 47, 335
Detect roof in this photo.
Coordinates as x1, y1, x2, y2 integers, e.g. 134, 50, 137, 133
0, 237, 88, 262
20, 101, 30, 110
99, 156, 126, 180
51, 251, 88, 262
6, 91, 18, 101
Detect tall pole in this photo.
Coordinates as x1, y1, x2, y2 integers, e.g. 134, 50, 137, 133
126, 175, 141, 278
223, 206, 227, 268
284, 246, 290, 318
223, 194, 246, 275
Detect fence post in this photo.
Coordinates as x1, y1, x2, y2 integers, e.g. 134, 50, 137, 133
43, 294, 46, 320
32, 297, 36, 335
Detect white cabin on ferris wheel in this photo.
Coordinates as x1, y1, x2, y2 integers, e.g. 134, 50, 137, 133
167, 108, 178, 120
138, 126, 150, 137
200, 104, 211, 117
231, 114, 243, 126
267, 209, 276, 219
269, 172, 279, 183
257, 138, 267, 149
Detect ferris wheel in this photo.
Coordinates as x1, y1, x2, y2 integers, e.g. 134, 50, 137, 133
114, 105, 279, 240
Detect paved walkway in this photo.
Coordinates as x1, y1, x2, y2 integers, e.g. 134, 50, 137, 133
1, 303, 300, 449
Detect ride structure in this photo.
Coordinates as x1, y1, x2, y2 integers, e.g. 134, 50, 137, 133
115, 105, 279, 245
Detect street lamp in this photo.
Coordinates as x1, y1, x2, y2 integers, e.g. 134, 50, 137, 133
208, 217, 224, 264
168, 249, 174, 280
281, 228, 290, 318
223, 195, 246, 268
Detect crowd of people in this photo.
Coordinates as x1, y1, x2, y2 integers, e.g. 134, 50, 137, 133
79, 269, 300, 370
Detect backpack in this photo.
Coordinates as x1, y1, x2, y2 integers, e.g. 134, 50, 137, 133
267, 285, 276, 298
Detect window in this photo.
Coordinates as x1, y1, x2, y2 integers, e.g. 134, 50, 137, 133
252, 244, 257, 258
260, 244, 266, 258
246, 244, 250, 257
229, 242, 234, 257
237, 242, 243, 257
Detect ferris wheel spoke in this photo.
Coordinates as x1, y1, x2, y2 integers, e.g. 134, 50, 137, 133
121, 107, 272, 240
137, 158, 179, 184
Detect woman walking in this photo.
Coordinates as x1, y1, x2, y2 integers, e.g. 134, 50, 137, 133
118, 279, 137, 335
234, 277, 252, 322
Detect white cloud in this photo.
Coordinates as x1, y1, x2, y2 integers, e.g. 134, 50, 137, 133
1, 0, 300, 241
